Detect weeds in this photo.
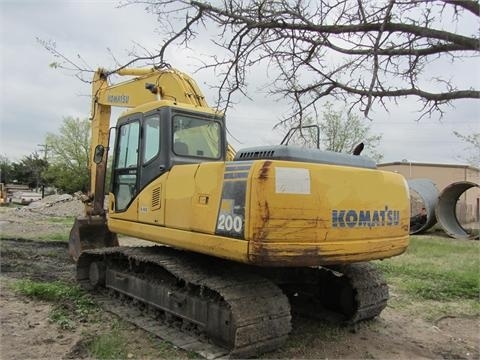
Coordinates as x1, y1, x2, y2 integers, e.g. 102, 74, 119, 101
12, 279, 97, 329
14, 280, 79, 301
50, 307, 77, 330
87, 322, 128, 360
88, 331, 128, 359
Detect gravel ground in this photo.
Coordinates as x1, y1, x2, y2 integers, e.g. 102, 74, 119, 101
18, 194, 85, 217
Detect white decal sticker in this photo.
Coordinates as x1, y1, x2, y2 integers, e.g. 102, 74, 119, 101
275, 167, 311, 194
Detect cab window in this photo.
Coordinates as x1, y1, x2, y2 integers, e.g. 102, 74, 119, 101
143, 115, 161, 163
116, 121, 140, 168
113, 121, 140, 211
172, 116, 221, 159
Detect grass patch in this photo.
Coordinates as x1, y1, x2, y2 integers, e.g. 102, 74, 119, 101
87, 327, 128, 360
377, 236, 479, 301
376, 235, 480, 319
47, 216, 75, 225
38, 233, 69, 242
12, 279, 97, 329
12, 280, 83, 301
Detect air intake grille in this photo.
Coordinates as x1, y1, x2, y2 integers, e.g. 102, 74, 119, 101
238, 150, 275, 159
151, 187, 161, 210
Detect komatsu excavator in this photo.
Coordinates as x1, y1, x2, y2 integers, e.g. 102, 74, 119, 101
69, 67, 410, 357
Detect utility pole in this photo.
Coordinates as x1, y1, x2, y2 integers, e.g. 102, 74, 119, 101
37, 144, 49, 198
38, 144, 49, 161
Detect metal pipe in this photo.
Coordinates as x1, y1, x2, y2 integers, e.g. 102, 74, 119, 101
407, 179, 439, 234
436, 181, 479, 239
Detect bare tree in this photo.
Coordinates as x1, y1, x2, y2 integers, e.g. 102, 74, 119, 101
454, 130, 480, 166
284, 102, 384, 161
127, 0, 479, 125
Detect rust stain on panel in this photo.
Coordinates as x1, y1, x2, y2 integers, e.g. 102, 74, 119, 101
249, 242, 327, 267
253, 200, 270, 242
258, 160, 272, 180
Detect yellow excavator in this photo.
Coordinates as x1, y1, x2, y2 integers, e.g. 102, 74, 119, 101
69, 67, 410, 357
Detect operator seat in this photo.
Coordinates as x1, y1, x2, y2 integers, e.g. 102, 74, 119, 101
174, 141, 189, 156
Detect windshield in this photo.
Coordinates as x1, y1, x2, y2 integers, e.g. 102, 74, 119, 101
172, 115, 221, 159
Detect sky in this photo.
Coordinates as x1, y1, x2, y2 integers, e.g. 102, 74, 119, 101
0, 0, 479, 166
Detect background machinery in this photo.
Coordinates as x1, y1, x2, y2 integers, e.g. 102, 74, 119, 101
0, 183, 6, 205
69, 67, 410, 357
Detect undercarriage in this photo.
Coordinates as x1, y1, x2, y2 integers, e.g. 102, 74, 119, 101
77, 246, 389, 358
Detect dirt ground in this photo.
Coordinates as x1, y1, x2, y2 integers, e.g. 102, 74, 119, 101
0, 202, 479, 359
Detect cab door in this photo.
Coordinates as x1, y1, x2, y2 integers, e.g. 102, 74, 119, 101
137, 114, 168, 226
111, 118, 140, 214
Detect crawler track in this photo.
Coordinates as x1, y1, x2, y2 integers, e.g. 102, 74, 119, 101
77, 246, 292, 358
261, 262, 389, 325
77, 247, 388, 358
334, 262, 389, 323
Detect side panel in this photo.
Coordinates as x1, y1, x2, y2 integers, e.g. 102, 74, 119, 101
247, 160, 410, 266
136, 173, 168, 226
214, 162, 253, 239
125, 162, 227, 233
108, 161, 250, 263
108, 218, 249, 263
108, 159, 409, 267
163, 162, 245, 234
192, 162, 226, 233
164, 164, 199, 230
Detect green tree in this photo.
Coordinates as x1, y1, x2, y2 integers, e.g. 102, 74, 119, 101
0, 154, 13, 183
454, 131, 480, 167
44, 117, 90, 193
9, 152, 48, 189
285, 103, 383, 162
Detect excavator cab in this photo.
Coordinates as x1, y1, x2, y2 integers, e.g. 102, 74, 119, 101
110, 107, 225, 212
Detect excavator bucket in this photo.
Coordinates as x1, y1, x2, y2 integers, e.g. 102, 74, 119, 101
68, 216, 119, 261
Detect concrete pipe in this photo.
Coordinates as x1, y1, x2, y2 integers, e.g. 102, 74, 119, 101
436, 181, 479, 239
407, 179, 439, 234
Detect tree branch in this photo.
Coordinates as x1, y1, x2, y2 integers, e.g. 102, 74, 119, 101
190, 1, 479, 49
